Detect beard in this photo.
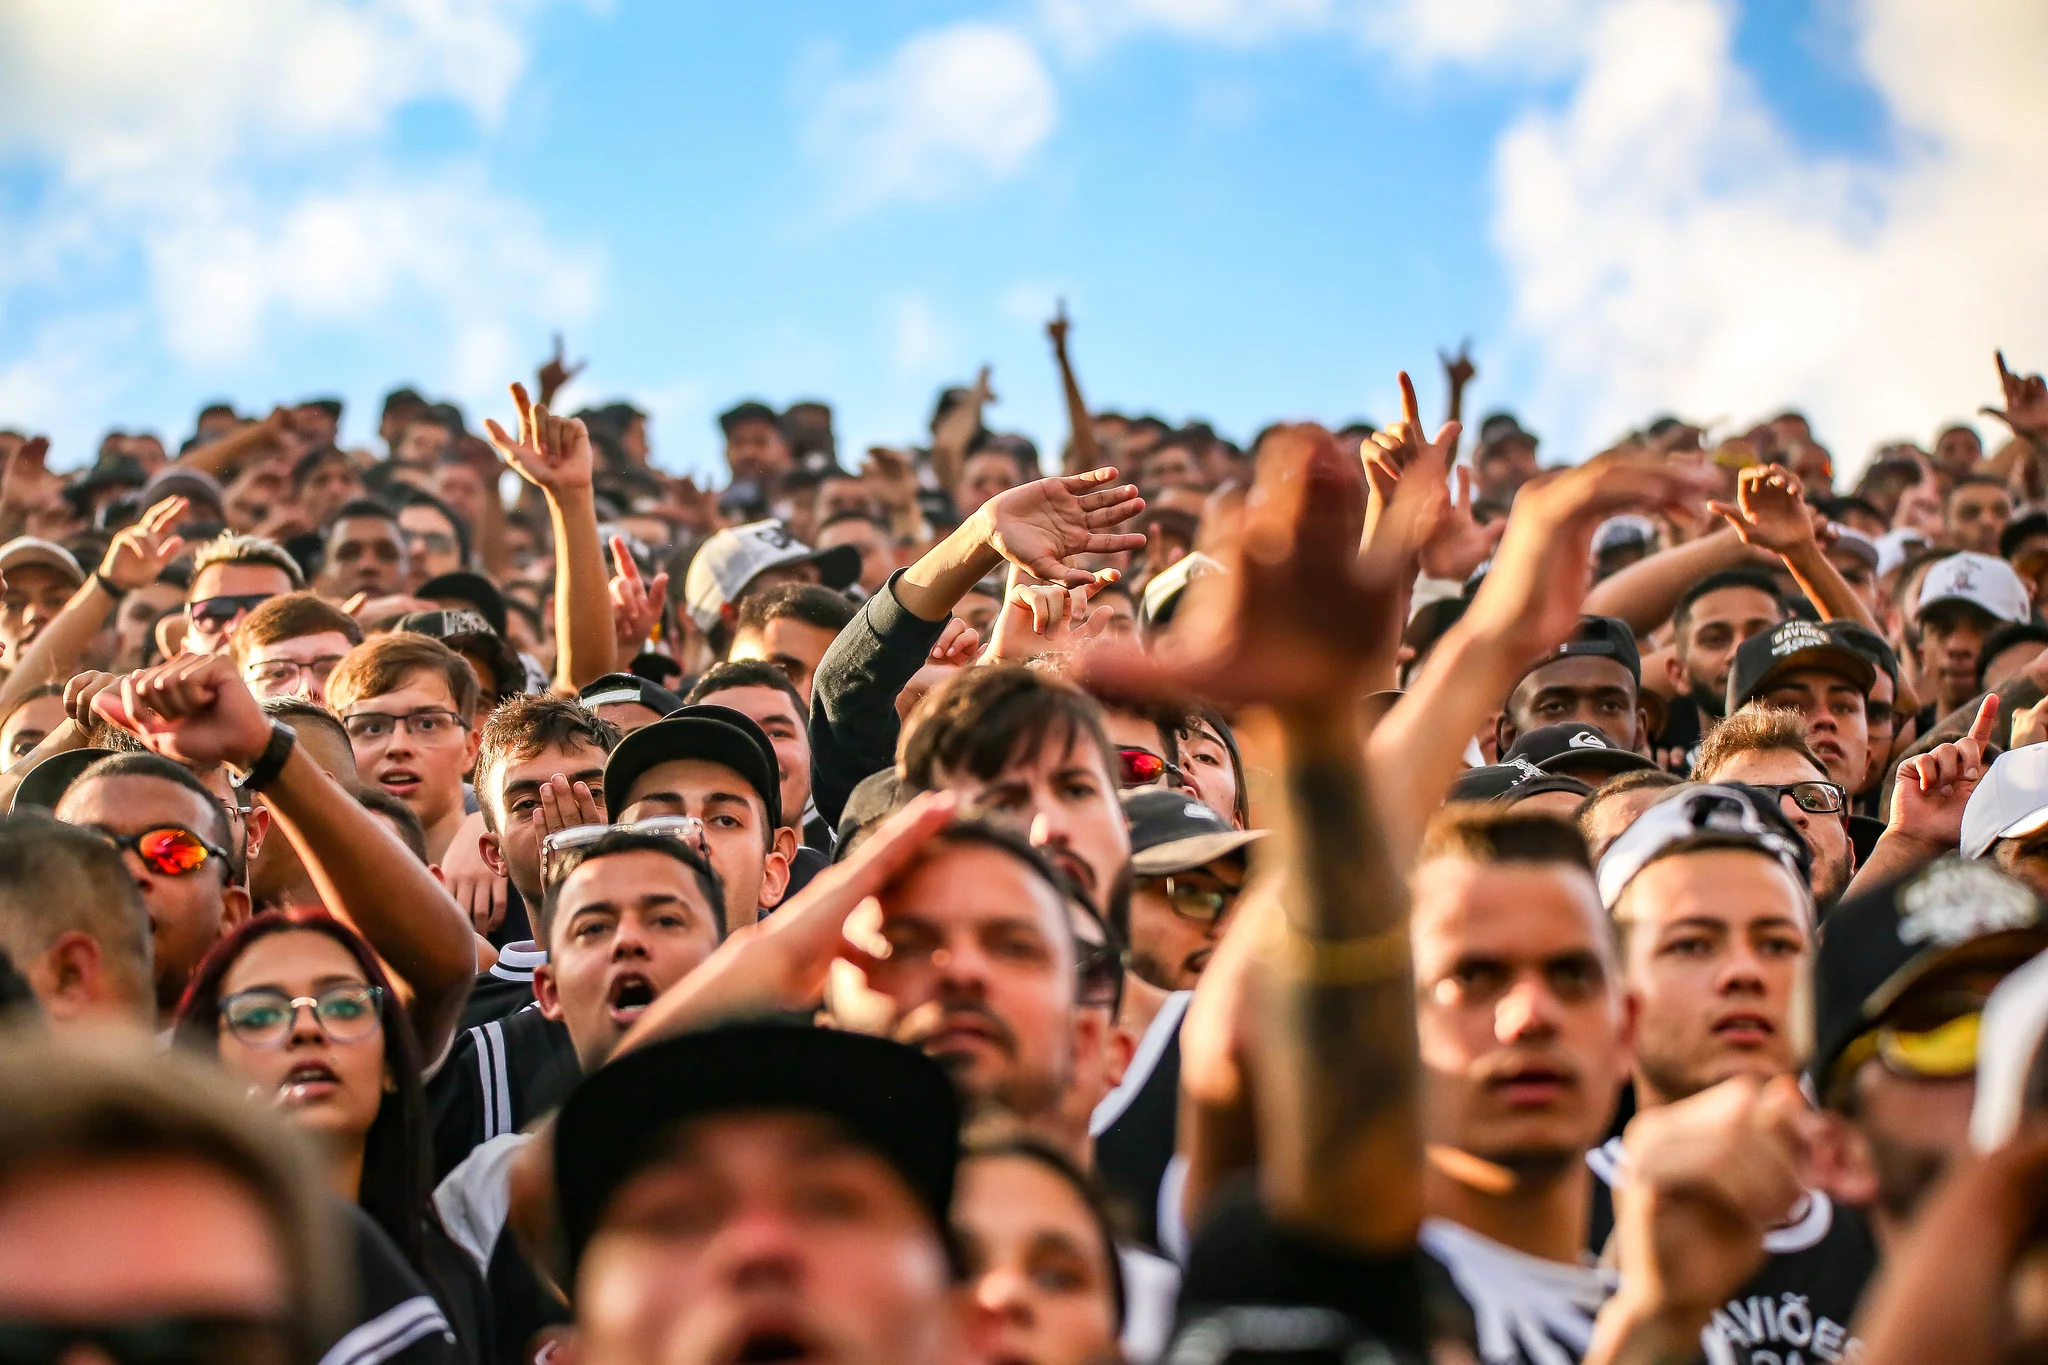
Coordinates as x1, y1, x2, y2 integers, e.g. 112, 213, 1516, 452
1868, 1127, 1950, 1227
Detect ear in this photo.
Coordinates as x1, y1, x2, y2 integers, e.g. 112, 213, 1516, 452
1495, 712, 1517, 756
242, 802, 271, 865
479, 829, 508, 880
462, 720, 483, 773
1807, 1107, 1880, 1211
1663, 650, 1688, 695
759, 826, 797, 911
155, 612, 187, 662
533, 960, 565, 1021
31, 932, 105, 1022
219, 885, 252, 937
1105, 1018, 1138, 1091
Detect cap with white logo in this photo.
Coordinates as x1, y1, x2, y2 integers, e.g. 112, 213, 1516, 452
1961, 744, 2048, 860
1726, 618, 1877, 713
682, 520, 861, 632
1916, 551, 2032, 626
1500, 722, 1657, 780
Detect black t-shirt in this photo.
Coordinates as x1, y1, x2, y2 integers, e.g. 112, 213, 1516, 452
1170, 1179, 1466, 1365
426, 1001, 580, 1180
1654, 692, 1711, 775
326, 1202, 464, 1365
1847, 814, 1886, 871
1093, 990, 1189, 1253
782, 845, 830, 902
1585, 1136, 1873, 1364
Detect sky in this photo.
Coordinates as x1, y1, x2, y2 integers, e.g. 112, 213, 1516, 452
2, 0, 2046, 483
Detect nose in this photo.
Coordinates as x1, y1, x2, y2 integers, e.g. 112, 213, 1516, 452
1495, 975, 1560, 1044
976, 1267, 1037, 1326
288, 1001, 325, 1045
1778, 796, 1810, 832
1717, 941, 1769, 996
706, 1203, 806, 1291
609, 918, 652, 961
1027, 802, 1069, 853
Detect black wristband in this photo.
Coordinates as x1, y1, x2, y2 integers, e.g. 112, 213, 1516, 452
240, 719, 297, 793
87, 571, 126, 602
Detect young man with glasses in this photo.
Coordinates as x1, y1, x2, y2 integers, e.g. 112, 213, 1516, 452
1118, 787, 1262, 995
229, 592, 363, 707
184, 532, 304, 657
327, 633, 481, 862
1694, 705, 1859, 906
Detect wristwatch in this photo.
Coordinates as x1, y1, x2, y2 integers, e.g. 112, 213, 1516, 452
239, 719, 298, 793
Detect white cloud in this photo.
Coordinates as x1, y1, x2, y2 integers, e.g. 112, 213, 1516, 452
1038, 0, 1337, 56
0, 0, 596, 458
1489, 0, 2048, 468
804, 22, 1058, 213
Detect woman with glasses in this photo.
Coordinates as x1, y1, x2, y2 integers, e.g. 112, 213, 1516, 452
175, 911, 482, 1363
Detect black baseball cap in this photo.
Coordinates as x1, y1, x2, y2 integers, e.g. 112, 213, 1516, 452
394, 609, 526, 702
578, 673, 686, 722
1122, 788, 1264, 877
1811, 859, 2048, 1102
2001, 510, 2048, 561
834, 769, 912, 857
9, 748, 116, 813
1446, 761, 1594, 806
1501, 723, 1657, 779
417, 571, 509, 637
717, 400, 781, 435
1477, 411, 1536, 454
603, 704, 783, 829
1520, 615, 1641, 686
1830, 619, 1898, 690
552, 1023, 961, 1281
1725, 618, 1877, 713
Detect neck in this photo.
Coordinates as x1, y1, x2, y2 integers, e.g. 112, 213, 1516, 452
1118, 973, 1169, 1041
421, 804, 466, 863
332, 1133, 368, 1207
1423, 1143, 1590, 1263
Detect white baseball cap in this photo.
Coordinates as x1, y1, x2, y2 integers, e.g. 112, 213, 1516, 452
0, 536, 84, 588
1962, 744, 2048, 860
682, 520, 859, 632
1874, 527, 1928, 578
1916, 551, 2032, 626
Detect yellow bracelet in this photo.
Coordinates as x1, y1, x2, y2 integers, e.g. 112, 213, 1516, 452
1272, 923, 1412, 985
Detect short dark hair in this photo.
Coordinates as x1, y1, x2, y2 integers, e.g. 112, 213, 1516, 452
330, 497, 399, 528
735, 583, 857, 638
1672, 570, 1784, 635
290, 444, 356, 490
686, 660, 808, 731
0, 814, 152, 1016
327, 632, 480, 721
259, 697, 354, 771
356, 787, 429, 864
475, 696, 622, 833
899, 666, 1118, 794
1947, 473, 2011, 504
540, 830, 726, 944
1420, 804, 1593, 873
63, 753, 232, 856
818, 509, 892, 538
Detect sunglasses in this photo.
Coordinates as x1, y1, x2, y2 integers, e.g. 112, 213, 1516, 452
541, 815, 706, 887
1146, 875, 1239, 925
0, 1316, 296, 1365
1749, 780, 1847, 815
90, 825, 230, 877
1117, 746, 1184, 789
1830, 997, 1986, 1103
219, 983, 384, 1048
188, 593, 274, 632
1075, 939, 1124, 1013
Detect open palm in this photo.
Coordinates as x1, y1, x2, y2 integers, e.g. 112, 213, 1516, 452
484, 381, 594, 494
982, 468, 1146, 588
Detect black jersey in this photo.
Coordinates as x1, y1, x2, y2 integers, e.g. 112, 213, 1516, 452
1585, 1136, 1873, 1365
459, 943, 546, 1032
326, 1203, 463, 1365
1092, 990, 1189, 1253
426, 1001, 580, 1180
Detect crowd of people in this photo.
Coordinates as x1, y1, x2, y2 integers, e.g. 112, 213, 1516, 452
11, 319, 2048, 1365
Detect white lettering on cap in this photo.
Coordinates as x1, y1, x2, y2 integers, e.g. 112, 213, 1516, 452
1897, 861, 2039, 947
1770, 620, 1833, 658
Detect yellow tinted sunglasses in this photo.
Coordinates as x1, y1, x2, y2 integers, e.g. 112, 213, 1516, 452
1840, 1010, 1983, 1087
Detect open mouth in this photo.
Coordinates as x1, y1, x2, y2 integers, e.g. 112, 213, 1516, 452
731, 1330, 814, 1364
608, 973, 656, 1025
279, 1060, 340, 1103
377, 769, 421, 796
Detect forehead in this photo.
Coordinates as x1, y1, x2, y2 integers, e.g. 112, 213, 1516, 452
958, 1154, 1098, 1237
3, 565, 70, 595
560, 847, 711, 913
247, 631, 353, 662
1410, 859, 1607, 967
1708, 747, 1824, 785
702, 684, 802, 730
222, 928, 365, 989
1766, 667, 1864, 699
1517, 655, 1634, 698
1617, 848, 1807, 927
883, 842, 1067, 933
626, 757, 763, 815
191, 561, 292, 596
942, 727, 1115, 791
398, 503, 455, 530
498, 739, 609, 789
1688, 587, 1780, 626
332, 517, 399, 543
59, 771, 217, 830
348, 669, 458, 712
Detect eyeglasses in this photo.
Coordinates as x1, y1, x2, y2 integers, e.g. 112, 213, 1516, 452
219, 983, 384, 1048
406, 530, 458, 555
1749, 780, 1847, 815
1146, 875, 1240, 925
342, 708, 469, 743
89, 825, 230, 877
1118, 746, 1184, 789
244, 656, 345, 689
0, 1315, 297, 1365
541, 815, 706, 887
1075, 939, 1124, 1013
188, 593, 274, 633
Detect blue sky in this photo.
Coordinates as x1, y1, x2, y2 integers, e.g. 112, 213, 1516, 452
2, 0, 2045, 481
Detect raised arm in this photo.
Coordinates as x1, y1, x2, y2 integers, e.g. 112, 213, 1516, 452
1439, 340, 1476, 431
1711, 464, 1880, 634
929, 367, 992, 498
484, 382, 612, 693
1581, 523, 1756, 633
1048, 303, 1104, 476
0, 497, 184, 721
1086, 424, 1427, 1248
96, 655, 476, 1061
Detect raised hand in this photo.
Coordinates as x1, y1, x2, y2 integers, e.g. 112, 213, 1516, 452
0, 436, 57, 510
532, 770, 605, 839
1361, 371, 1463, 556
484, 381, 594, 495
896, 617, 983, 722
99, 497, 188, 594
1418, 466, 1503, 581
64, 670, 125, 729
1046, 299, 1071, 353
981, 566, 1119, 666
606, 534, 668, 664
93, 654, 272, 770
1083, 423, 1413, 711
1710, 464, 1820, 555
1983, 351, 2048, 442
978, 468, 1146, 588
536, 332, 588, 408
1887, 694, 1999, 852
1438, 339, 1476, 394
